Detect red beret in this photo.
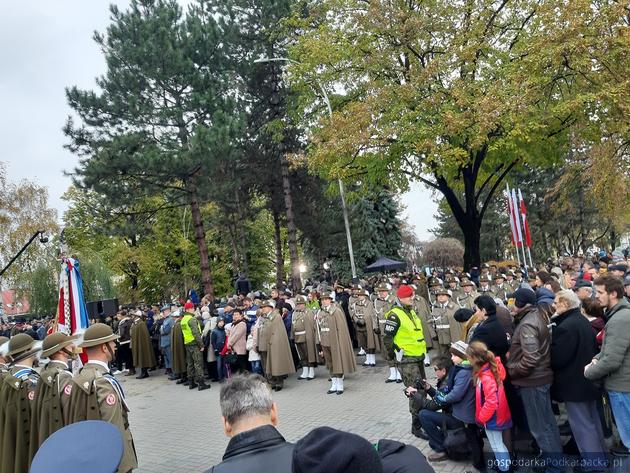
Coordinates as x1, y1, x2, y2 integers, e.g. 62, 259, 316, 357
397, 285, 414, 298
184, 301, 194, 311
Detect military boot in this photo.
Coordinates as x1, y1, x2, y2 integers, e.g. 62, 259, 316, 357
197, 380, 211, 391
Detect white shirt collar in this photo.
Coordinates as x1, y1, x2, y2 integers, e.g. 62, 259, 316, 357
13, 364, 33, 370
86, 360, 110, 371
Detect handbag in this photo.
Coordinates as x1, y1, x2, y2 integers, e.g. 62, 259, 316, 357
224, 351, 239, 365
442, 420, 471, 460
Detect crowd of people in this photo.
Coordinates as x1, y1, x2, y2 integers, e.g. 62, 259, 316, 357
1, 256, 629, 472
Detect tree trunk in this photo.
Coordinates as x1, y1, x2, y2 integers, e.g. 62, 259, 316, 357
280, 153, 301, 292
187, 181, 214, 299
272, 209, 285, 289
233, 188, 249, 276
463, 220, 482, 270
227, 221, 240, 275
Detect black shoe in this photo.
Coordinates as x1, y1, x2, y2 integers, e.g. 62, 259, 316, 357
385, 379, 396, 383
189, 382, 198, 390
175, 377, 187, 384
168, 374, 178, 380
298, 376, 307, 380
197, 381, 211, 391
611, 444, 630, 457
336, 390, 344, 395
327, 389, 337, 394
273, 386, 283, 392
183, 380, 190, 386
136, 372, 149, 380
412, 427, 429, 440
396, 379, 403, 383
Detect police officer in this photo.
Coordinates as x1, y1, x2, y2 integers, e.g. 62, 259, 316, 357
29, 332, 77, 460
431, 287, 460, 354
382, 285, 428, 438
291, 295, 319, 380
373, 282, 400, 383
180, 302, 210, 391
0, 333, 40, 473
456, 278, 479, 310
65, 323, 137, 473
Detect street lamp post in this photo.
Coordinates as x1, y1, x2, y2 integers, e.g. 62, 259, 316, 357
254, 57, 358, 279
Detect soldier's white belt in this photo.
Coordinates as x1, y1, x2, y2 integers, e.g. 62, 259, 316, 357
379, 320, 387, 324
435, 325, 450, 329
295, 331, 306, 335
320, 328, 330, 332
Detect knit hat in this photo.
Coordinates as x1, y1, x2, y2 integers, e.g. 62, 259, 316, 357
511, 288, 537, 308
396, 285, 414, 299
449, 340, 469, 360
184, 301, 194, 311
292, 426, 383, 473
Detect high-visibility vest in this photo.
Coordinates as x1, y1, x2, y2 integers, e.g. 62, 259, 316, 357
180, 314, 197, 344
389, 307, 426, 357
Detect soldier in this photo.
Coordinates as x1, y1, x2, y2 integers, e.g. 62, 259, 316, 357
478, 274, 493, 295
29, 332, 77, 462
291, 295, 319, 380
130, 310, 156, 379
373, 282, 401, 383
0, 336, 9, 380
505, 270, 518, 292
492, 273, 509, 302
180, 302, 210, 391
65, 323, 137, 473
411, 286, 435, 367
431, 287, 461, 354
317, 291, 357, 394
0, 333, 40, 473
352, 290, 380, 367
171, 309, 188, 385
115, 310, 133, 376
412, 274, 430, 301
382, 285, 428, 439
514, 268, 525, 285
445, 275, 461, 300
427, 277, 442, 307
257, 300, 295, 391
457, 278, 479, 310
348, 284, 364, 355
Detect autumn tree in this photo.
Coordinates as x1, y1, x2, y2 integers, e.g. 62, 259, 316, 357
422, 238, 465, 269
291, 0, 629, 269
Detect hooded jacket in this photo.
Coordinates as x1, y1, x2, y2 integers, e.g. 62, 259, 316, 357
435, 362, 475, 424
475, 357, 512, 430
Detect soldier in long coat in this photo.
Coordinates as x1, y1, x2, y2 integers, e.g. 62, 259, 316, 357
373, 282, 400, 382
317, 292, 357, 395
352, 291, 380, 367
0, 334, 40, 473
0, 336, 9, 381
411, 288, 435, 366
131, 310, 156, 379
431, 287, 461, 355
65, 323, 137, 473
291, 295, 319, 380
456, 278, 479, 310
257, 300, 295, 391
29, 332, 76, 463
171, 310, 188, 384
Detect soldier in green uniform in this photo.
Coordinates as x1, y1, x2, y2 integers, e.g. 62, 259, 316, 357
257, 300, 296, 391
29, 332, 77, 463
478, 274, 493, 295
431, 287, 461, 355
505, 270, 518, 292
373, 282, 400, 383
65, 323, 137, 473
382, 285, 428, 438
180, 302, 210, 391
170, 309, 187, 384
491, 273, 509, 302
0, 333, 41, 473
348, 284, 364, 356
426, 276, 442, 307
456, 278, 479, 310
352, 290, 380, 367
445, 275, 461, 300
130, 310, 156, 379
0, 336, 9, 381
291, 295, 319, 380
411, 286, 435, 367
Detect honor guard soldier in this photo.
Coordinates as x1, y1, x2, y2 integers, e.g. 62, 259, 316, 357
492, 273, 509, 302
257, 300, 295, 391
180, 302, 210, 391
457, 278, 479, 310
514, 268, 525, 284
478, 274, 493, 294
29, 332, 77, 461
171, 309, 188, 385
373, 282, 401, 383
317, 292, 357, 394
445, 275, 461, 300
382, 285, 428, 437
65, 323, 137, 473
431, 287, 461, 355
291, 295, 319, 380
348, 284, 364, 356
427, 277, 442, 307
0, 336, 9, 380
410, 287, 435, 366
0, 334, 40, 473
505, 270, 518, 292
352, 290, 380, 367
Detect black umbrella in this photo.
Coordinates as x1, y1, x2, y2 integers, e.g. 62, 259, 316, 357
364, 257, 407, 273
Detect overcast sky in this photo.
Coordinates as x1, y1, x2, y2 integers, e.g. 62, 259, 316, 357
0, 1, 438, 240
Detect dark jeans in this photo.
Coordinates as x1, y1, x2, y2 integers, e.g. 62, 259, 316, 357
234, 354, 249, 374
516, 384, 564, 473
419, 410, 484, 469
116, 343, 132, 371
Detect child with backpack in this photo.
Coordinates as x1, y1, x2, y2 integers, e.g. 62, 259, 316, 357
467, 341, 513, 472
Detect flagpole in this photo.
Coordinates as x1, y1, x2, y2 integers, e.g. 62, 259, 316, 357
511, 188, 528, 269
527, 247, 534, 269
506, 184, 521, 267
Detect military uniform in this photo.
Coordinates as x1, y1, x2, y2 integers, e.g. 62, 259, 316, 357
505, 271, 519, 292
180, 310, 209, 390
445, 276, 461, 301
257, 302, 296, 391
171, 316, 187, 382
426, 277, 442, 308
431, 288, 461, 354
0, 334, 40, 473
411, 292, 435, 355
478, 275, 494, 297
316, 295, 357, 394
352, 293, 380, 366
456, 278, 479, 310
491, 275, 509, 302
130, 314, 156, 378
0, 336, 8, 382
291, 297, 319, 379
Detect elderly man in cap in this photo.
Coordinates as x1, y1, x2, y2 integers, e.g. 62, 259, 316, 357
383, 285, 429, 437
0, 336, 9, 380
29, 332, 77, 461
0, 333, 41, 473
65, 323, 137, 473
257, 300, 295, 391
291, 295, 319, 380
317, 292, 356, 394
574, 279, 594, 301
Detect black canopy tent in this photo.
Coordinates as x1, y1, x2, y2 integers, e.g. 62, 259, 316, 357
363, 257, 407, 273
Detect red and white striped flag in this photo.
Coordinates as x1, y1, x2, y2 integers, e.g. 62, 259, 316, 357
506, 184, 517, 246
511, 188, 523, 247
518, 189, 533, 248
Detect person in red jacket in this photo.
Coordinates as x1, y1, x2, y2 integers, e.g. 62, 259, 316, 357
467, 341, 512, 473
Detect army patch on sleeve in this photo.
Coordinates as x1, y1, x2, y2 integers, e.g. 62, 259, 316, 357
106, 393, 117, 406
63, 384, 72, 396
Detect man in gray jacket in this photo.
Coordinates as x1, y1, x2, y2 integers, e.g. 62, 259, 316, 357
585, 276, 630, 456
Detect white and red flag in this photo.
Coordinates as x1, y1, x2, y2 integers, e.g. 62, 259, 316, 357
518, 189, 533, 248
